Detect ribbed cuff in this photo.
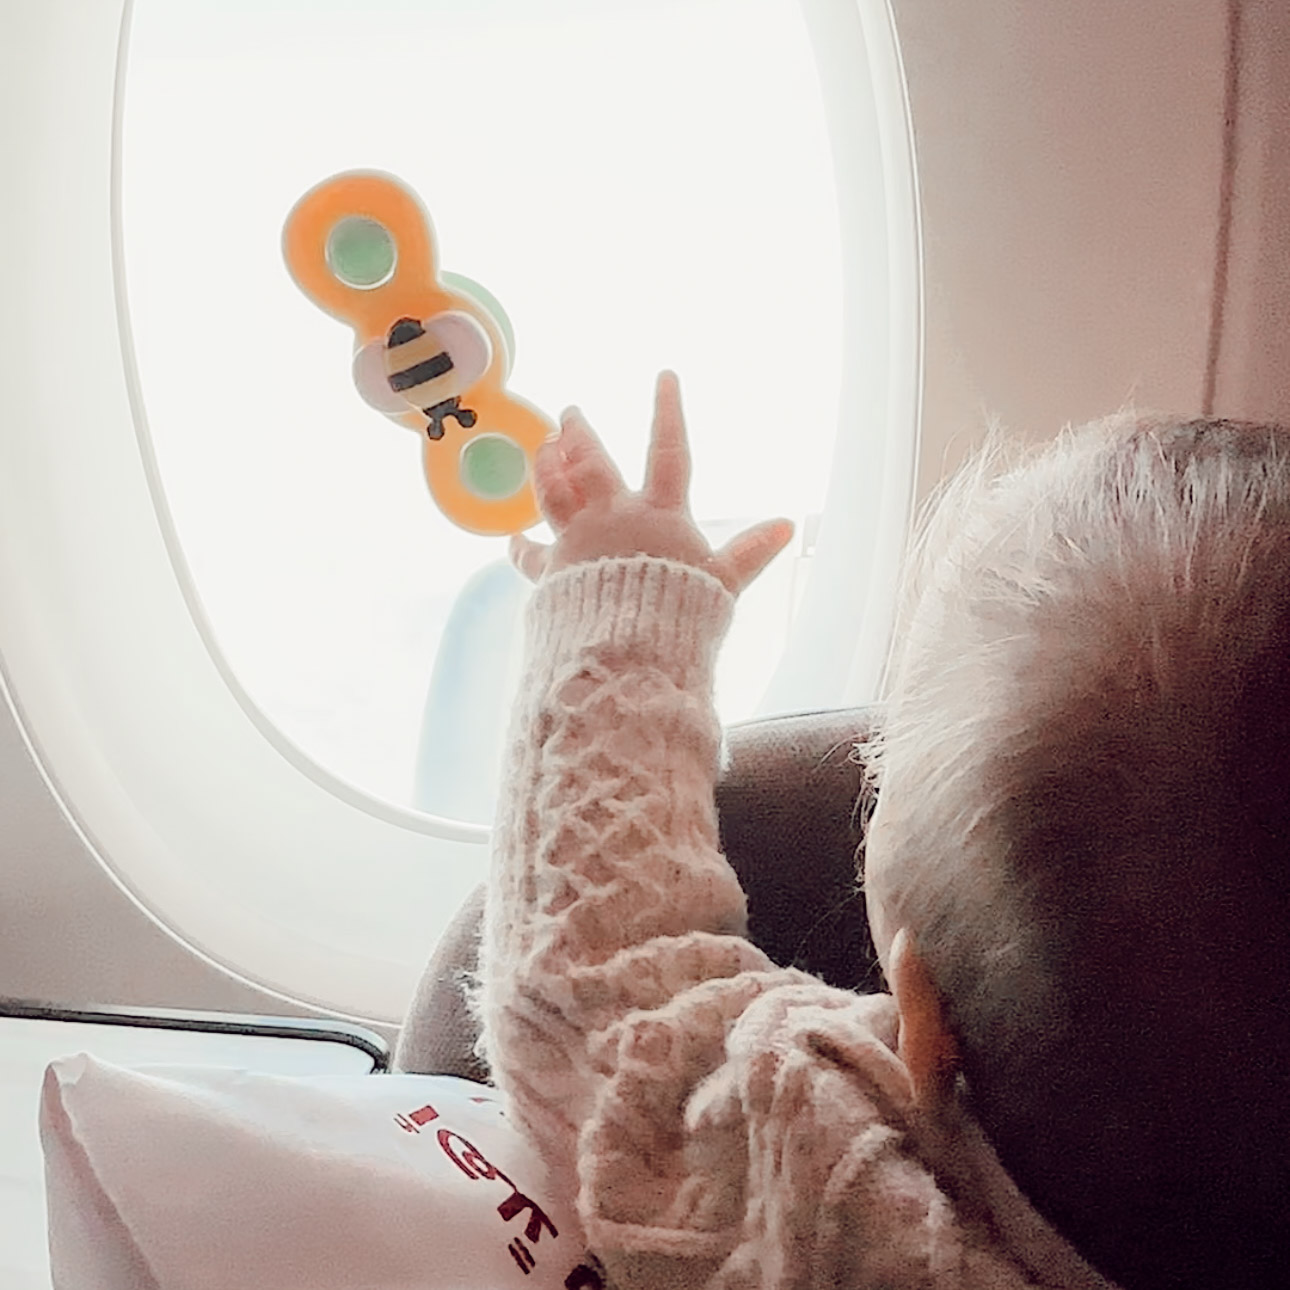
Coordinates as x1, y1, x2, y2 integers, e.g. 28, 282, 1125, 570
525, 557, 735, 686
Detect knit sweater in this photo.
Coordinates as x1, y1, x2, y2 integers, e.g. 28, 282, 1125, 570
479, 557, 1118, 1290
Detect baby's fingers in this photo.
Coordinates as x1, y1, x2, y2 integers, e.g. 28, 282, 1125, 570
509, 531, 550, 583
643, 371, 691, 510
533, 439, 579, 531
559, 407, 626, 505
713, 518, 795, 594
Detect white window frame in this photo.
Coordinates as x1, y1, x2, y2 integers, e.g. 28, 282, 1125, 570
0, 0, 919, 1023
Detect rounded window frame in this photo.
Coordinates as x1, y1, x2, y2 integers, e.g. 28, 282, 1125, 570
0, 0, 920, 1023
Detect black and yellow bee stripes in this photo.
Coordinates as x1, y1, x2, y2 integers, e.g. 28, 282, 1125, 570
283, 171, 551, 535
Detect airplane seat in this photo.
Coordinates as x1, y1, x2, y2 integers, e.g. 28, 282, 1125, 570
393, 706, 882, 1080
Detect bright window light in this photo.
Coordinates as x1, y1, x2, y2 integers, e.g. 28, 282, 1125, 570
121, 0, 852, 819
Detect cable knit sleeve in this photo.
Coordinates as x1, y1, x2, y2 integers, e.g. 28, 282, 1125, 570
478, 558, 777, 1171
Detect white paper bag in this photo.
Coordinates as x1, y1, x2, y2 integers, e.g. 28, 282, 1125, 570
41, 1054, 603, 1290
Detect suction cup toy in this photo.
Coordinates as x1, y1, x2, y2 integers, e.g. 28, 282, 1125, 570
282, 170, 552, 535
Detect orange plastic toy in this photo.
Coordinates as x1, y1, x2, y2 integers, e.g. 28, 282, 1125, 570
282, 170, 551, 535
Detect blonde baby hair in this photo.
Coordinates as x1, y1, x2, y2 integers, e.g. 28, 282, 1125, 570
866, 415, 1290, 1289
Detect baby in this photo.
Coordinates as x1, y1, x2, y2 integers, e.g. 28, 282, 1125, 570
478, 376, 1290, 1290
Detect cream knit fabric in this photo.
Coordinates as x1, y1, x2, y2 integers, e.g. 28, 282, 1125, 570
479, 557, 1117, 1290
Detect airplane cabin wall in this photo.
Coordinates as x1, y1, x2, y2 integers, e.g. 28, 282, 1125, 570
1209, 0, 1290, 424
897, 0, 1231, 498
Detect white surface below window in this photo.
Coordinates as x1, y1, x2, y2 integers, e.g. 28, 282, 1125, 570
0, 1018, 376, 1290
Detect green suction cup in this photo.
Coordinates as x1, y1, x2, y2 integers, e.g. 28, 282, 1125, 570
326, 216, 396, 289
441, 271, 516, 370
460, 434, 528, 500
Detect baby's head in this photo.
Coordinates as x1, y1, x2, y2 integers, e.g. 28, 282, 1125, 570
864, 415, 1290, 1289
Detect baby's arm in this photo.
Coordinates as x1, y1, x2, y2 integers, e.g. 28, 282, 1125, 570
475, 384, 1051, 1290
478, 375, 793, 1193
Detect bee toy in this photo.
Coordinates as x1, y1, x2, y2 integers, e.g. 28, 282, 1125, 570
282, 170, 551, 535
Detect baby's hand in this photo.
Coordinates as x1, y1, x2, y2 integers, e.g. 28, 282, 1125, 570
509, 372, 793, 595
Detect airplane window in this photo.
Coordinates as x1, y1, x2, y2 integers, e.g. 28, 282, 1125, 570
121, 0, 857, 822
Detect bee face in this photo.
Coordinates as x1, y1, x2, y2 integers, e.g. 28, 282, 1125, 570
383, 312, 491, 415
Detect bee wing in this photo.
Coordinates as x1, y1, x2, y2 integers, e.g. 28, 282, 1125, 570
351, 336, 410, 415
423, 310, 493, 389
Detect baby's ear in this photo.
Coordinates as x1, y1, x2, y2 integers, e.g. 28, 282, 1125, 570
889, 929, 960, 1107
